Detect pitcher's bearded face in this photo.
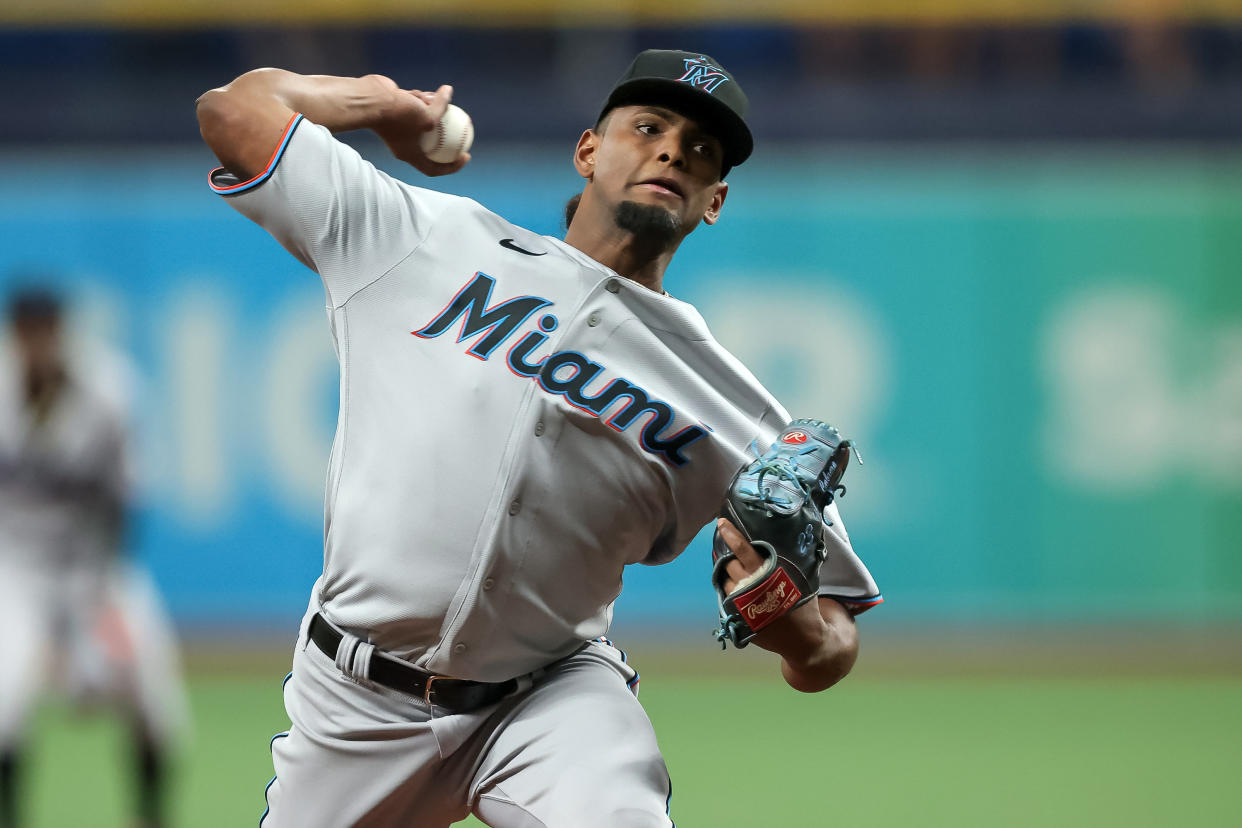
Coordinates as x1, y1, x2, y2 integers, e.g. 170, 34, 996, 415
583, 105, 728, 245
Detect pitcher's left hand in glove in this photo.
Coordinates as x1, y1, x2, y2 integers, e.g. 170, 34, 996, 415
712, 419, 854, 649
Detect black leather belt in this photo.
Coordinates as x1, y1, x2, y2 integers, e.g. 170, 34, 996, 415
308, 613, 517, 712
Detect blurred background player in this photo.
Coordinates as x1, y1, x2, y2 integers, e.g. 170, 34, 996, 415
0, 285, 187, 828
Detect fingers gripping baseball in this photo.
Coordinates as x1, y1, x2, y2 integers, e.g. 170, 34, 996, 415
372, 82, 471, 176
415, 85, 473, 174
425, 84, 452, 121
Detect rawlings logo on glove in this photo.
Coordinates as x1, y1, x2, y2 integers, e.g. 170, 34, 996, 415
711, 419, 855, 649
736, 569, 799, 625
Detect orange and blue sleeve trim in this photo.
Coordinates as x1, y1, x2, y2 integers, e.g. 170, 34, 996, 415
208, 113, 303, 196
823, 593, 885, 616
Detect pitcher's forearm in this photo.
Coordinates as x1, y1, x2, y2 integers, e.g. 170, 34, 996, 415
220, 69, 403, 132
196, 69, 406, 180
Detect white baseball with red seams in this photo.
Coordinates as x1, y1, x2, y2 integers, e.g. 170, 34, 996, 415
419, 103, 474, 163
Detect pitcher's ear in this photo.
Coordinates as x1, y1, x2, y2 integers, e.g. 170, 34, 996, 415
703, 181, 729, 226
573, 129, 600, 180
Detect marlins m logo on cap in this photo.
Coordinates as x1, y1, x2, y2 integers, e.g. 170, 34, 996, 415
599, 49, 755, 171
676, 56, 731, 94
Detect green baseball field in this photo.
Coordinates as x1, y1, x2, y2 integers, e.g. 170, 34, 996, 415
16, 636, 1241, 827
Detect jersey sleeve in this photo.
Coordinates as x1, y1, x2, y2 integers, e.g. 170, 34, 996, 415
208, 114, 455, 308
818, 501, 883, 616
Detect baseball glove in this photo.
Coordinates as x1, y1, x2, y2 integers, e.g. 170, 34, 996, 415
712, 419, 854, 649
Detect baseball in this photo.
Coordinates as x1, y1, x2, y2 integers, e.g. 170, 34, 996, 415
420, 104, 474, 164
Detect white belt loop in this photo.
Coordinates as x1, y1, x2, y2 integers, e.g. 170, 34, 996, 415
352, 641, 376, 687
334, 631, 377, 688
334, 632, 361, 676
510, 665, 547, 697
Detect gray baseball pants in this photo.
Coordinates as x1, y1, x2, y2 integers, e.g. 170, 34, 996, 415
260, 609, 675, 827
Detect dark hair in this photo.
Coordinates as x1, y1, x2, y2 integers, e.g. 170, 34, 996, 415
7, 287, 62, 324
564, 193, 582, 231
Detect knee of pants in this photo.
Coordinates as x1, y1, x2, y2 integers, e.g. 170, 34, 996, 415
478, 788, 672, 828
556, 804, 670, 828
544, 758, 672, 826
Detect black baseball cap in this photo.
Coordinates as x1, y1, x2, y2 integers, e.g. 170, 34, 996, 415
599, 49, 753, 176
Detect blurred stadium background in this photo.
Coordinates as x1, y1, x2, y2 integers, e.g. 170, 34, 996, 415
2, 1, 1240, 826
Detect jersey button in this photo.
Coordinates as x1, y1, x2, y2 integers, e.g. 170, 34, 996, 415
534, 421, 545, 437
605, 279, 620, 294
508, 500, 521, 516
587, 312, 600, 327
483, 577, 495, 591
453, 643, 467, 654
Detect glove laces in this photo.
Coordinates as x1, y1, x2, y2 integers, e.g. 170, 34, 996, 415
735, 443, 821, 510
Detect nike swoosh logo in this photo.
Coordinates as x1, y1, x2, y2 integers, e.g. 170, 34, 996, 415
499, 238, 546, 256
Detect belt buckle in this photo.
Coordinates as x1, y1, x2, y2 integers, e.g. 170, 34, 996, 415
423, 675, 443, 706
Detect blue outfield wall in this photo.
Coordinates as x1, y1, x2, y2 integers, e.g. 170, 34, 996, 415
1, 139, 1240, 632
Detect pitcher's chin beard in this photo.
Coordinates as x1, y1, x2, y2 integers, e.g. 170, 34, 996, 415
614, 201, 680, 248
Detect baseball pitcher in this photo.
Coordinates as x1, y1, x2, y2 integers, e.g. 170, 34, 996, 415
198, 50, 881, 827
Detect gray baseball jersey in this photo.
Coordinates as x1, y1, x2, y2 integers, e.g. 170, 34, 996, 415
211, 115, 881, 684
